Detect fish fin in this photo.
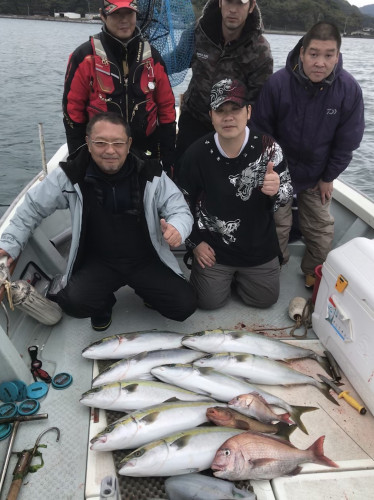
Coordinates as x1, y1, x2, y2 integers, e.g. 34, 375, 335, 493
140, 412, 160, 424
132, 351, 149, 361
197, 366, 216, 375
278, 412, 293, 425
164, 397, 182, 403
251, 458, 276, 468
308, 435, 339, 468
124, 383, 139, 393
289, 405, 319, 435
314, 354, 333, 376
235, 354, 251, 362
317, 382, 340, 406
236, 419, 251, 430
250, 392, 269, 405
286, 466, 303, 476
276, 423, 297, 441
171, 435, 191, 449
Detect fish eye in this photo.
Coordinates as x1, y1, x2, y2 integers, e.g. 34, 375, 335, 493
224, 449, 231, 456
133, 448, 145, 458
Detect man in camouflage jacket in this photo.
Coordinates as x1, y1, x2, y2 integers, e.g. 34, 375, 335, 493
175, 0, 273, 171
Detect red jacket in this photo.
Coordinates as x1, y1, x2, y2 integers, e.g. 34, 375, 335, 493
63, 27, 176, 166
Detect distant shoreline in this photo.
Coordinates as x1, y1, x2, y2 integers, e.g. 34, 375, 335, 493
1, 15, 373, 39
0, 14, 303, 34
0, 14, 101, 24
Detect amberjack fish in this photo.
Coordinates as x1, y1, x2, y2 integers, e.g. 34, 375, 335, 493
90, 401, 227, 451
92, 348, 205, 387
151, 364, 317, 434
206, 406, 296, 440
211, 431, 338, 480
193, 352, 336, 404
165, 473, 256, 500
80, 380, 213, 412
82, 330, 185, 359
182, 330, 329, 370
119, 426, 244, 477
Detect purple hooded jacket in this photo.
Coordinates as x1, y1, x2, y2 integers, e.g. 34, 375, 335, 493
251, 38, 365, 193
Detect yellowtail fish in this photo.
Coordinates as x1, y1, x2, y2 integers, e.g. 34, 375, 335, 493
119, 426, 245, 477
92, 348, 205, 387
90, 401, 226, 451
80, 379, 213, 412
183, 330, 329, 369
82, 330, 185, 359
193, 352, 336, 404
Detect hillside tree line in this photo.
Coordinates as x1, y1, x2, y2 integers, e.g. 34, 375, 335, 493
0, 0, 371, 32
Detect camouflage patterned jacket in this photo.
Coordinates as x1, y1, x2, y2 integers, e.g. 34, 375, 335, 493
181, 0, 273, 127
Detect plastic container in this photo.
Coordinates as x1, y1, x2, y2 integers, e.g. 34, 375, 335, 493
312, 264, 323, 304
312, 237, 374, 415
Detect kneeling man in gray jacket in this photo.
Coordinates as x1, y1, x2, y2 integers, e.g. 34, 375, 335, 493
0, 112, 197, 331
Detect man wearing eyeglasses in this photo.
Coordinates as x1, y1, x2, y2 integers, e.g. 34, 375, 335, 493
0, 113, 197, 331
63, 0, 176, 174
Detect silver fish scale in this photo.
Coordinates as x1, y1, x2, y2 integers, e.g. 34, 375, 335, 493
104, 409, 256, 500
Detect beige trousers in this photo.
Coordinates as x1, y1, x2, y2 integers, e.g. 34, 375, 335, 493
274, 189, 334, 275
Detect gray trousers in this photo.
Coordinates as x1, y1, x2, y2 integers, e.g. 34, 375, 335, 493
190, 257, 280, 310
274, 189, 334, 275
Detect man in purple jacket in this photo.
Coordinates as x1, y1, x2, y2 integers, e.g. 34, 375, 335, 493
251, 21, 365, 288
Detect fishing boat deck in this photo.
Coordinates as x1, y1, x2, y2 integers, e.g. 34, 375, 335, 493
1, 149, 374, 499
1, 245, 374, 500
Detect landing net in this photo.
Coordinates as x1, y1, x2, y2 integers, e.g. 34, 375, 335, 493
137, 0, 196, 86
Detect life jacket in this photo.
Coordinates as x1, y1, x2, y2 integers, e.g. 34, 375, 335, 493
91, 34, 153, 97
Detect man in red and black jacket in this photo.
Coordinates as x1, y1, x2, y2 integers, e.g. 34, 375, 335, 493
62, 0, 176, 173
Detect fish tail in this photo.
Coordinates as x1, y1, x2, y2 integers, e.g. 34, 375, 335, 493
308, 435, 339, 468
289, 405, 319, 435
276, 422, 297, 441
315, 354, 333, 377
317, 381, 340, 406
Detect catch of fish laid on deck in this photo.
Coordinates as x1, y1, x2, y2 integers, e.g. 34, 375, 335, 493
150, 363, 317, 433
80, 329, 339, 483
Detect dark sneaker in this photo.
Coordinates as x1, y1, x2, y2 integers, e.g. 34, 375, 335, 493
91, 311, 112, 331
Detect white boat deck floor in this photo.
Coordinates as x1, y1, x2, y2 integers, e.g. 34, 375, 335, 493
1, 250, 373, 500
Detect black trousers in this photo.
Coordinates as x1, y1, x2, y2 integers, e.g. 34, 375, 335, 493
56, 255, 197, 322
175, 110, 214, 177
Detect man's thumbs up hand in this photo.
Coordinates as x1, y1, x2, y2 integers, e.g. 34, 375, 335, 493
160, 218, 182, 248
261, 161, 280, 196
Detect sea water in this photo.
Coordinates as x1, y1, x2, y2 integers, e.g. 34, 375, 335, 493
0, 19, 373, 217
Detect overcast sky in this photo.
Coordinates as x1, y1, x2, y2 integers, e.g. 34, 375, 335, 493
349, 0, 371, 7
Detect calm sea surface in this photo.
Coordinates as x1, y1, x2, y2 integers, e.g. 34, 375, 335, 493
0, 18, 373, 216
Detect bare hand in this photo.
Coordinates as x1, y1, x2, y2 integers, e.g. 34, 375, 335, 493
261, 161, 280, 196
0, 249, 13, 267
193, 241, 216, 269
160, 219, 182, 248
313, 180, 334, 205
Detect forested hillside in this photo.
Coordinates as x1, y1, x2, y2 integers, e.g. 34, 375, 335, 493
0, 0, 372, 31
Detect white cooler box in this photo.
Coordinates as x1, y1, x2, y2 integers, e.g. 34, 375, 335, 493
312, 237, 374, 415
